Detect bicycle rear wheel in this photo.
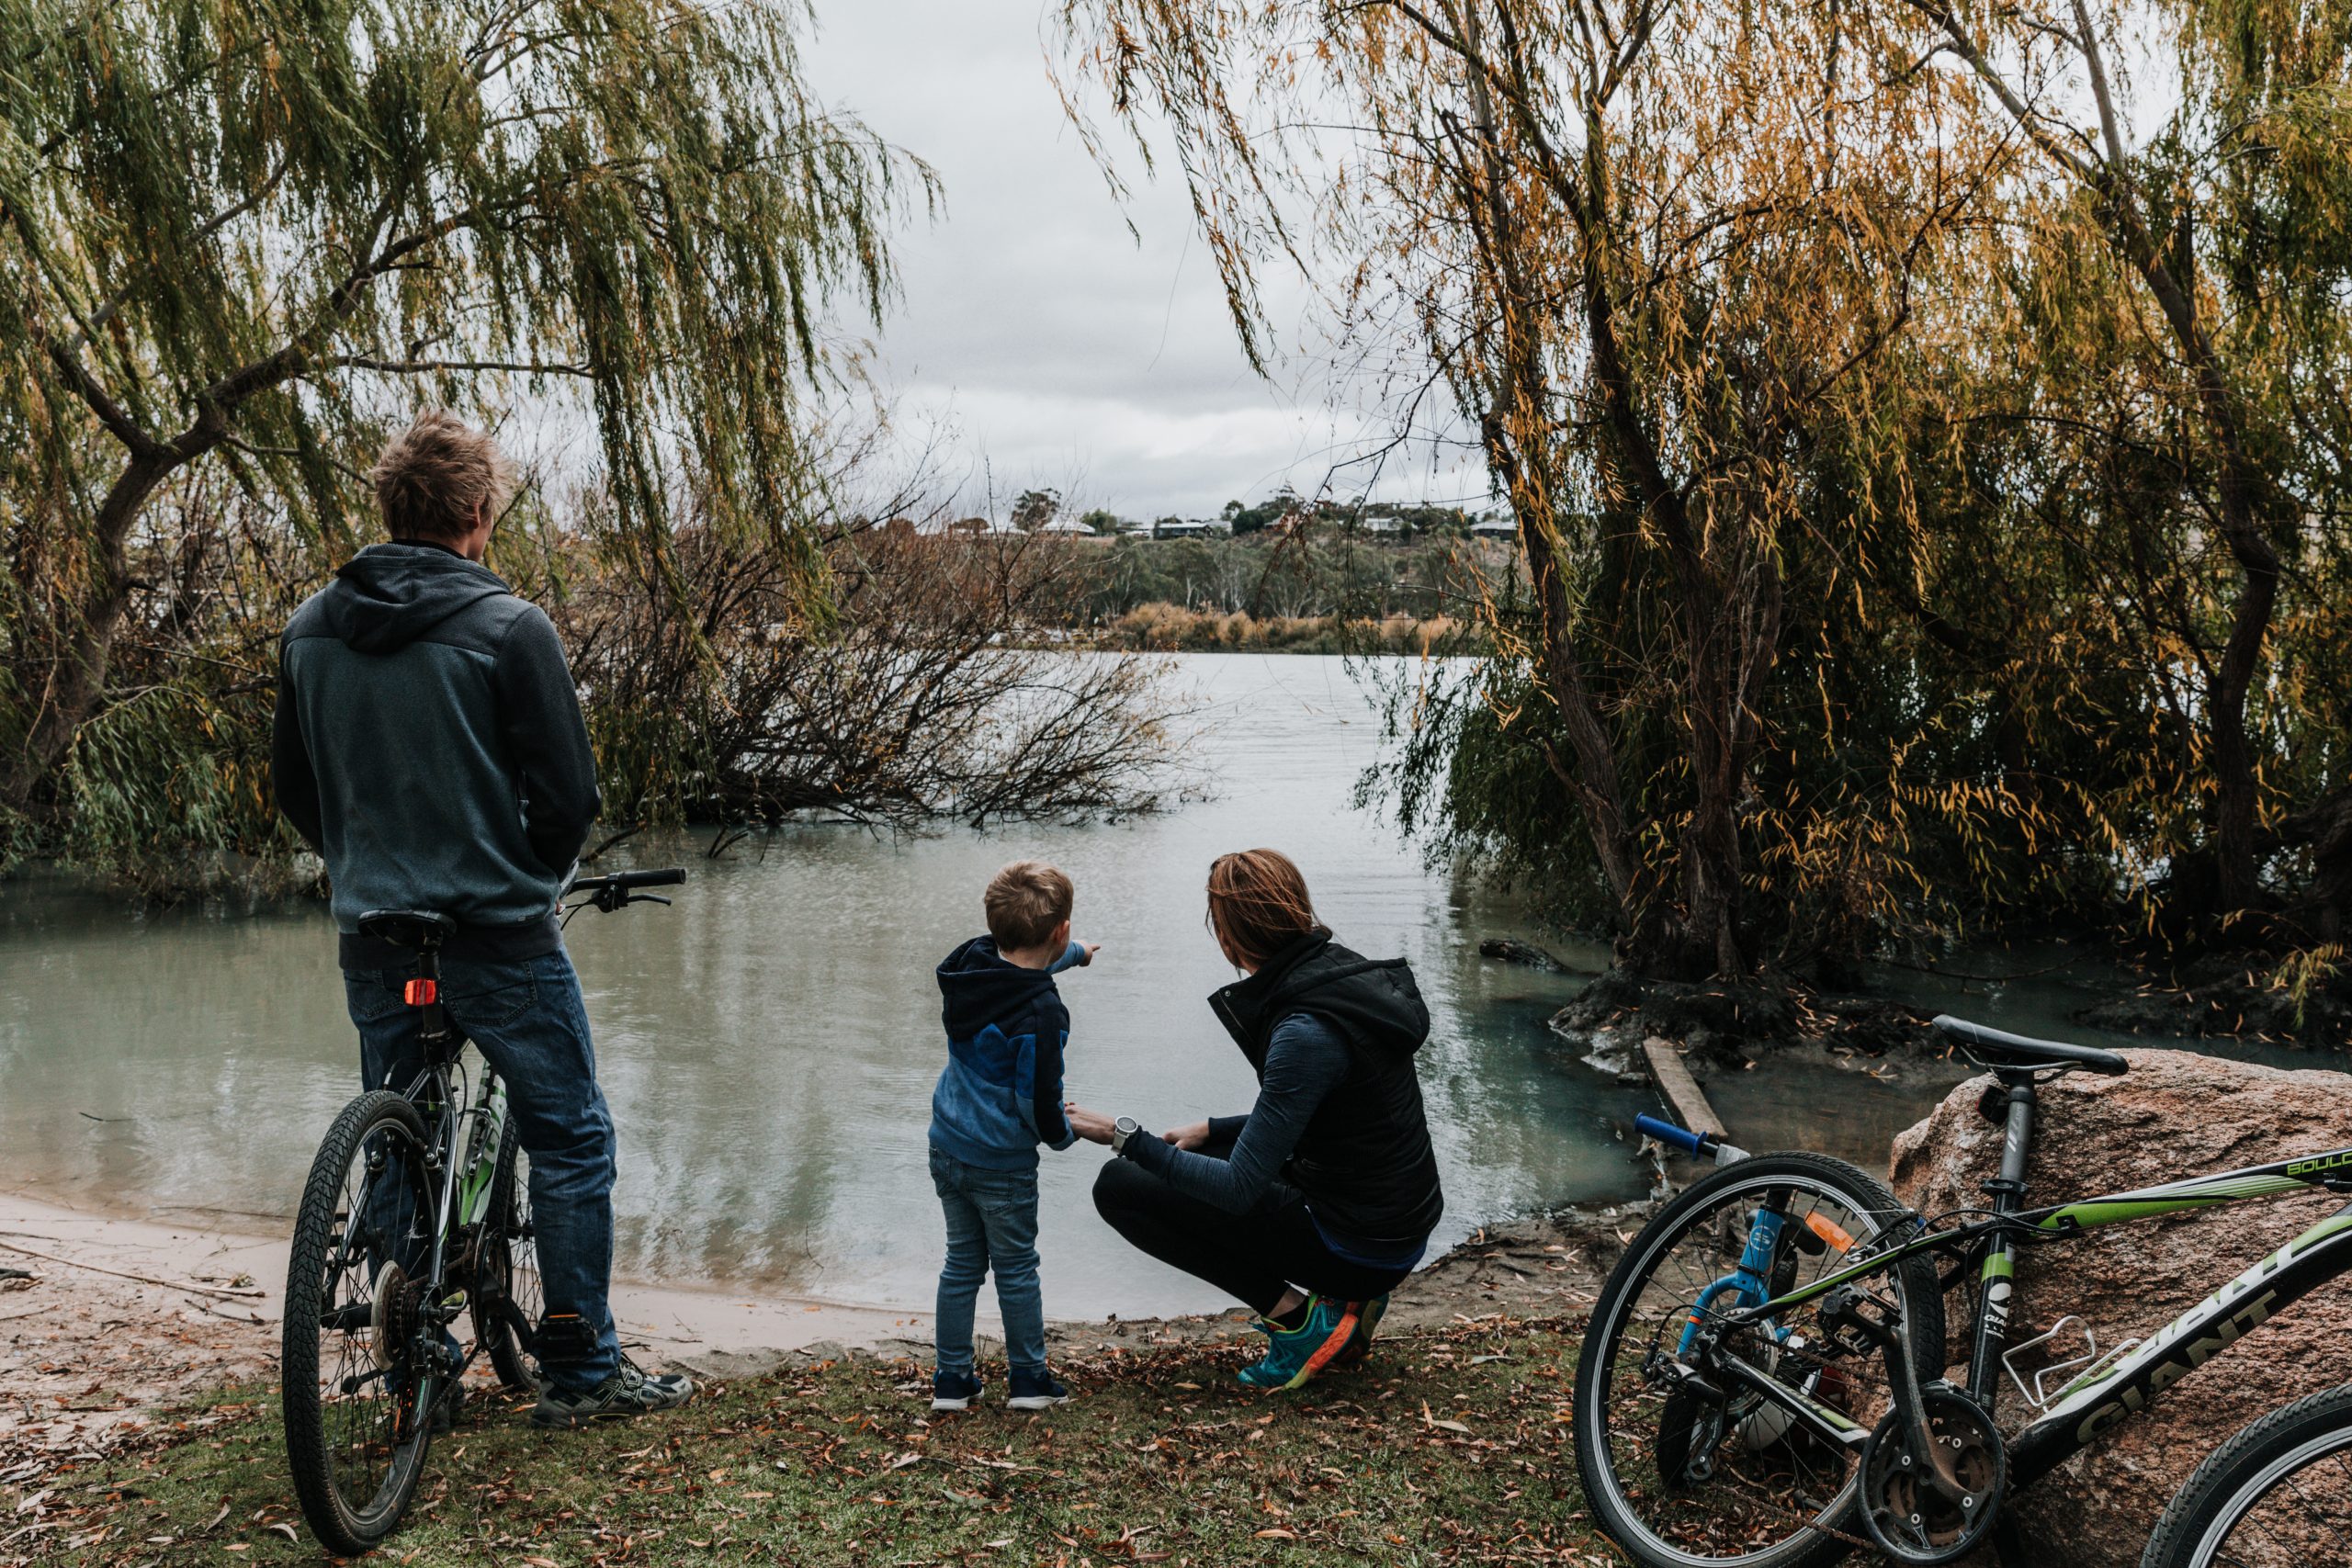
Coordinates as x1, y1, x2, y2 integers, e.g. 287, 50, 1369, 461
282, 1089, 441, 1556
472, 1134, 545, 1391
1573, 1152, 1947, 1568
2142, 1382, 2352, 1568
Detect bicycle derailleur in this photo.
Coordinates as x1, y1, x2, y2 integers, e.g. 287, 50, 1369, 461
1822, 1284, 2007, 1564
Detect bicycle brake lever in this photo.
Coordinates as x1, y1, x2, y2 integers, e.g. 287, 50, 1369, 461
628, 893, 673, 907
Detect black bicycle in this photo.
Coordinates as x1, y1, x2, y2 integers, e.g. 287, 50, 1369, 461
1571, 1014, 2352, 1568
280, 868, 684, 1556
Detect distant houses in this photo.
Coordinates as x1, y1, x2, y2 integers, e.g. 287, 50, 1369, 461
1149, 517, 1227, 539
874, 500, 1520, 543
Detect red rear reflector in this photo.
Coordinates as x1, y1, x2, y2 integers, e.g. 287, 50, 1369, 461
404, 978, 437, 1006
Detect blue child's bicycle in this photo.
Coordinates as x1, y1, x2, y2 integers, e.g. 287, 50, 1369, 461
1570, 1014, 2352, 1568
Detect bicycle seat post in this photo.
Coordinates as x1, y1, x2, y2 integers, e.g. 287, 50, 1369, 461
413, 940, 451, 1044
1966, 1071, 2040, 1400
356, 908, 459, 1051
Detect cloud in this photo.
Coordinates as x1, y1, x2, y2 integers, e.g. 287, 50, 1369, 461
807, 0, 1469, 518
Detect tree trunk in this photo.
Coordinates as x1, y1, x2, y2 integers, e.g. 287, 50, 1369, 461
1, 451, 185, 811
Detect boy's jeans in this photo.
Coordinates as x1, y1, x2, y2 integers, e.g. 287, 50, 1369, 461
930, 1145, 1047, 1377
343, 949, 622, 1394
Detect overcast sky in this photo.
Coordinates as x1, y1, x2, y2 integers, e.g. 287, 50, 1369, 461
805, 2, 1476, 522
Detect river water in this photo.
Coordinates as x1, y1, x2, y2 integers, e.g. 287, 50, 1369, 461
1, 653, 2262, 1318
0, 656, 1657, 1319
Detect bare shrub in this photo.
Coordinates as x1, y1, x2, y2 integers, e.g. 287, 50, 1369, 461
557, 518, 1185, 829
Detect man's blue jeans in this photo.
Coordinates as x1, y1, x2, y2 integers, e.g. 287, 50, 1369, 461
344, 948, 621, 1393
930, 1145, 1047, 1377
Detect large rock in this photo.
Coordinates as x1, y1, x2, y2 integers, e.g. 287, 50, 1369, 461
1891, 1050, 2352, 1567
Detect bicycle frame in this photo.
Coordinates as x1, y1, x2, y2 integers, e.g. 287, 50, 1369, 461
392, 1051, 514, 1305
1682, 1135, 2352, 1487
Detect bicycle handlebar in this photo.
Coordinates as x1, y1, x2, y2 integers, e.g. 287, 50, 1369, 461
571, 867, 685, 893
563, 867, 687, 919
1634, 1112, 1751, 1168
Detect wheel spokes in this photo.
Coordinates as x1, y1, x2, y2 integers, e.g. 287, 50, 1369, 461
1596, 1179, 1910, 1560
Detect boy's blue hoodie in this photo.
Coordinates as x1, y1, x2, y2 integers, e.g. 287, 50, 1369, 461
928, 936, 1085, 1170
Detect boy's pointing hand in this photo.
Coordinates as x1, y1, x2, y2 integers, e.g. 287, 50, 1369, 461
1079, 942, 1102, 965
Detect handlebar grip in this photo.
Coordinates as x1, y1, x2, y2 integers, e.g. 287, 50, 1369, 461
614, 867, 686, 889
1635, 1113, 1710, 1156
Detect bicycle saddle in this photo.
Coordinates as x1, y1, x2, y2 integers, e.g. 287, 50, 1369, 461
355, 908, 457, 951
1933, 1014, 2129, 1077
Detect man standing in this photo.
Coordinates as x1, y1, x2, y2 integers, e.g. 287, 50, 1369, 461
272, 411, 692, 1427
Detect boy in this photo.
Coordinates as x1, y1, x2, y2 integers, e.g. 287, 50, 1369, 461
926, 860, 1098, 1412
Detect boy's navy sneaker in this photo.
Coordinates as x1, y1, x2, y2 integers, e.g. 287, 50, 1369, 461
932, 1370, 984, 1411
1007, 1367, 1070, 1411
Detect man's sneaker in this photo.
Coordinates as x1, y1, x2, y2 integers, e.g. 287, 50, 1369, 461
1238, 1295, 1360, 1391
1330, 1293, 1391, 1369
932, 1370, 984, 1411
1007, 1367, 1071, 1411
531, 1356, 695, 1428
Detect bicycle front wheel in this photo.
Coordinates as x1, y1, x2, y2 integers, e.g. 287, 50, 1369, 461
282, 1089, 441, 1556
2142, 1382, 2352, 1568
1573, 1151, 1946, 1568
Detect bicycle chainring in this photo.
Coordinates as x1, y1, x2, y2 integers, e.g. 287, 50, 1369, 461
1859, 1388, 2007, 1564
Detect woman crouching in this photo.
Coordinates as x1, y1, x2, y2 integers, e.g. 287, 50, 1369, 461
1066, 849, 1444, 1389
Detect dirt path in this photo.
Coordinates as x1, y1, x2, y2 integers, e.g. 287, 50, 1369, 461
0, 1185, 1628, 1476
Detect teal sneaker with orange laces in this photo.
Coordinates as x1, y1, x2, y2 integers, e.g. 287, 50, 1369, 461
1238, 1295, 1362, 1391
1330, 1292, 1390, 1369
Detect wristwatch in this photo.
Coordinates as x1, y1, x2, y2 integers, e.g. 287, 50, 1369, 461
1111, 1116, 1142, 1156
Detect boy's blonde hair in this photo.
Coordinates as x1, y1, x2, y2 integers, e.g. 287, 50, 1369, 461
372, 411, 515, 543
985, 860, 1073, 951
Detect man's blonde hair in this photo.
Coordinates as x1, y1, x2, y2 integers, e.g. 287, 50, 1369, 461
985, 860, 1073, 951
372, 412, 515, 543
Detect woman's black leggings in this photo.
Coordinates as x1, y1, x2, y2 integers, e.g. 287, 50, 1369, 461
1091, 1138, 1415, 1315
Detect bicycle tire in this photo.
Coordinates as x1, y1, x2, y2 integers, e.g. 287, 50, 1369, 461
2140, 1382, 2352, 1568
282, 1089, 440, 1556
1574, 1151, 1948, 1568
473, 1132, 544, 1391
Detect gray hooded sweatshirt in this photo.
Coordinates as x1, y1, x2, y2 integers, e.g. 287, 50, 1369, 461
272, 541, 601, 965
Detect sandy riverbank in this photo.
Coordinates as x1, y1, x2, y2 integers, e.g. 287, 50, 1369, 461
0, 1186, 1625, 1469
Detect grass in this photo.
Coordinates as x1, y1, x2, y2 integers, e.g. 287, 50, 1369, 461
6, 1317, 1616, 1566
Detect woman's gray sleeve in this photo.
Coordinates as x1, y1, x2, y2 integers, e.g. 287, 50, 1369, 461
1119, 1016, 1349, 1212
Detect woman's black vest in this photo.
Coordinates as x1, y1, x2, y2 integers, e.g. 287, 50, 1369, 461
1208, 929, 1445, 1248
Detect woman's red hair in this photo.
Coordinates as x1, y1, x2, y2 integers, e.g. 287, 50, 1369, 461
1206, 849, 1320, 965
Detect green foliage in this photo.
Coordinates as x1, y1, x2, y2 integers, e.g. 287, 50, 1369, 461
1062, 0, 2352, 969
1075, 534, 1504, 622
0, 0, 933, 812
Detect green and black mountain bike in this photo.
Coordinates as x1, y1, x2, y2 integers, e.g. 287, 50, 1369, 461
280, 868, 684, 1556
1573, 1014, 2352, 1568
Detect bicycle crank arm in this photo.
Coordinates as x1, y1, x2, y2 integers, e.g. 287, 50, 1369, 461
1827, 1284, 1973, 1506
1713, 1352, 1872, 1450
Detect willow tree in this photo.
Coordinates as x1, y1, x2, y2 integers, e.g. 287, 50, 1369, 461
1059, 0, 2004, 976
0, 0, 929, 816
1899, 0, 2352, 935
